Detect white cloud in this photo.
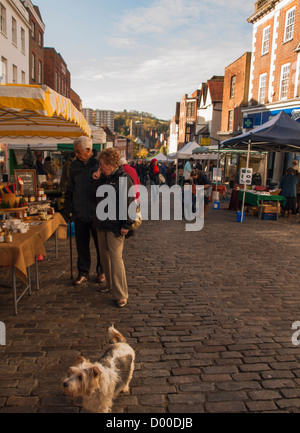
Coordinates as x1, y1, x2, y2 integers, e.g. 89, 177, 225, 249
71, 1, 255, 119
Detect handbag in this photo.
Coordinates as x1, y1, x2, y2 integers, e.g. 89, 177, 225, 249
131, 204, 142, 231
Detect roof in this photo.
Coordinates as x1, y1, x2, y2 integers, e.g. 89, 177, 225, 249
207, 78, 224, 102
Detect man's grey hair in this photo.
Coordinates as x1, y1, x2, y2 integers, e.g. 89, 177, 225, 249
73, 136, 93, 150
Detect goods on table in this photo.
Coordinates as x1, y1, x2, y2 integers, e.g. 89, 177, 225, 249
3, 219, 30, 234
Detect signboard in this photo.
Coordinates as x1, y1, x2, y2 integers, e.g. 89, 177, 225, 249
239, 168, 253, 186
243, 117, 254, 129
200, 137, 211, 146
213, 168, 222, 182
14, 169, 37, 196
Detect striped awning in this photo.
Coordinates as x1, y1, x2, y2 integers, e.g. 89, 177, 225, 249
0, 84, 91, 139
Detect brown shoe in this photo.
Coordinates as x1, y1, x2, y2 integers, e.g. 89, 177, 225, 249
96, 274, 106, 284
73, 275, 88, 286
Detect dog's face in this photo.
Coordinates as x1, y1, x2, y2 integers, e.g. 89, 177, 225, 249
63, 356, 102, 399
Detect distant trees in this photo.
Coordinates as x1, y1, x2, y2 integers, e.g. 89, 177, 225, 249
114, 110, 169, 137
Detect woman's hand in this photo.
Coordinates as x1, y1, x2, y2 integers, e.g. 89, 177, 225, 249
92, 167, 101, 180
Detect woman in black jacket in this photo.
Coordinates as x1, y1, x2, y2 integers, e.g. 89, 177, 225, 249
92, 148, 135, 308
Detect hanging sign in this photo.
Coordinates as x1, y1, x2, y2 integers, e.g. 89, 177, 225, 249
240, 168, 253, 185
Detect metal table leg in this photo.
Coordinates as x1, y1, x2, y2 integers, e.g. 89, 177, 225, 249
35, 255, 40, 291
55, 229, 58, 259
12, 265, 32, 315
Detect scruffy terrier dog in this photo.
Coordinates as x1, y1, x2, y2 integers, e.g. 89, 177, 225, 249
62, 325, 135, 413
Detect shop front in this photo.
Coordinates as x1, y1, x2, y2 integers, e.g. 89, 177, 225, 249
242, 102, 300, 184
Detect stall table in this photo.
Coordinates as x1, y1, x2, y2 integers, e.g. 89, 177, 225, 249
0, 213, 67, 314
238, 191, 286, 220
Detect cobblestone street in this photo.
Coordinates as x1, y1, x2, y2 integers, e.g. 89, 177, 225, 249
1, 202, 300, 413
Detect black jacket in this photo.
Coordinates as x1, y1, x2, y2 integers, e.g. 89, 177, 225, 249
92, 167, 135, 235
64, 156, 99, 222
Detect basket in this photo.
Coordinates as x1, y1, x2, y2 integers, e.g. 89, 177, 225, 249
269, 189, 281, 196
1, 193, 20, 208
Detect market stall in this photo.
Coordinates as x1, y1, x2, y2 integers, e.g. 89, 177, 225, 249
0, 83, 92, 179
0, 84, 90, 312
0, 212, 67, 314
220, 111, 300, 222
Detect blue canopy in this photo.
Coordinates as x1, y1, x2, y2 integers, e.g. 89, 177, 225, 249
220, 111, 300, 152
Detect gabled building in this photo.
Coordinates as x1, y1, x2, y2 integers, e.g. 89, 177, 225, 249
43, 47, 71, 98
22, 0, 45, 85
196, 76, 224, 148
218, 52, 252, 142
243, 0, 300, 183
177, 92, 198, 150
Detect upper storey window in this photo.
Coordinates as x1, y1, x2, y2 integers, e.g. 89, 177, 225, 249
284, 7, 295, 42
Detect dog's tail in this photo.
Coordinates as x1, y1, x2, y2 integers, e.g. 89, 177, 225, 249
108, 324, 126, 344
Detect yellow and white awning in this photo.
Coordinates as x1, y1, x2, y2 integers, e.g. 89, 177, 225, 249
0, 84, 91, 139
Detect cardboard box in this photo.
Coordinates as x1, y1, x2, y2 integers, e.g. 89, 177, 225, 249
261, 204, 280, 214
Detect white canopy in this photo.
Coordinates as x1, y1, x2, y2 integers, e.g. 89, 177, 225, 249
169, 141, 220, 160
147, 152, 168, 162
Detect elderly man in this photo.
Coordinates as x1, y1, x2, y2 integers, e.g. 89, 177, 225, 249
63, 136, 105, 286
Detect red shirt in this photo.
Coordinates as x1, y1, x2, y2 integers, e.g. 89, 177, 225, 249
122, 164, 140, 201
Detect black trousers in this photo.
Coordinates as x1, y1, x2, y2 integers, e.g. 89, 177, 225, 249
74, 219, 103, 277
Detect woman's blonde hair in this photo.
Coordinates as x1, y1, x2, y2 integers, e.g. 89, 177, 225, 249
98, 148, 121, 168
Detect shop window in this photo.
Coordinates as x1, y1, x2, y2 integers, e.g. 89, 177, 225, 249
228, 110, 233, 131
230, 75, 236, 99
0, 2, 7, 35
280, 63, 290, 100
262, 26, 270, 55
12, 17, 17, 46
258, 73, 267, 104
31, 21, 35, 39
38, 61, 42, 84
31, 53, 36, 81
21, 28, 25, 53
284, 7, 295, 42
12, 65, 17, 83
0, 57, 7, 84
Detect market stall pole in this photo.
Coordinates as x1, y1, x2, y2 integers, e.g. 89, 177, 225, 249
240, 140, 251, 223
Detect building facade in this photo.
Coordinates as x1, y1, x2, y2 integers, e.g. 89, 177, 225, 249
196, 76, 224, 148
130, 119, 145, 141
243, 0, 300, 182
94, 110, 115, 131
43, 47, 71, 98
22, 0, 44, 85
82, 108, 94, 124
218, 52, 252, 141
177, 93, 198, 150
82, 108, 115, 131
0, 0, 30, 84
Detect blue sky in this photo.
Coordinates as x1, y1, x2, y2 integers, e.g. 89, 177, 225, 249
37, 0, 255, 120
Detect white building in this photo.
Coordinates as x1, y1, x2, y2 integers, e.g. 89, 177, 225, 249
168, 118, 178, 154
82, 108, 115, 131
0, 0, 30, 84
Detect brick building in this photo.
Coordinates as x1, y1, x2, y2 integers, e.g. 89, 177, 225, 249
218, 52, 252, 141
70, 88, 82, 112
22, 0, 45, 85
43, 47, 71, 98
196, 76, 224, 148
243, 0, 300, 183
